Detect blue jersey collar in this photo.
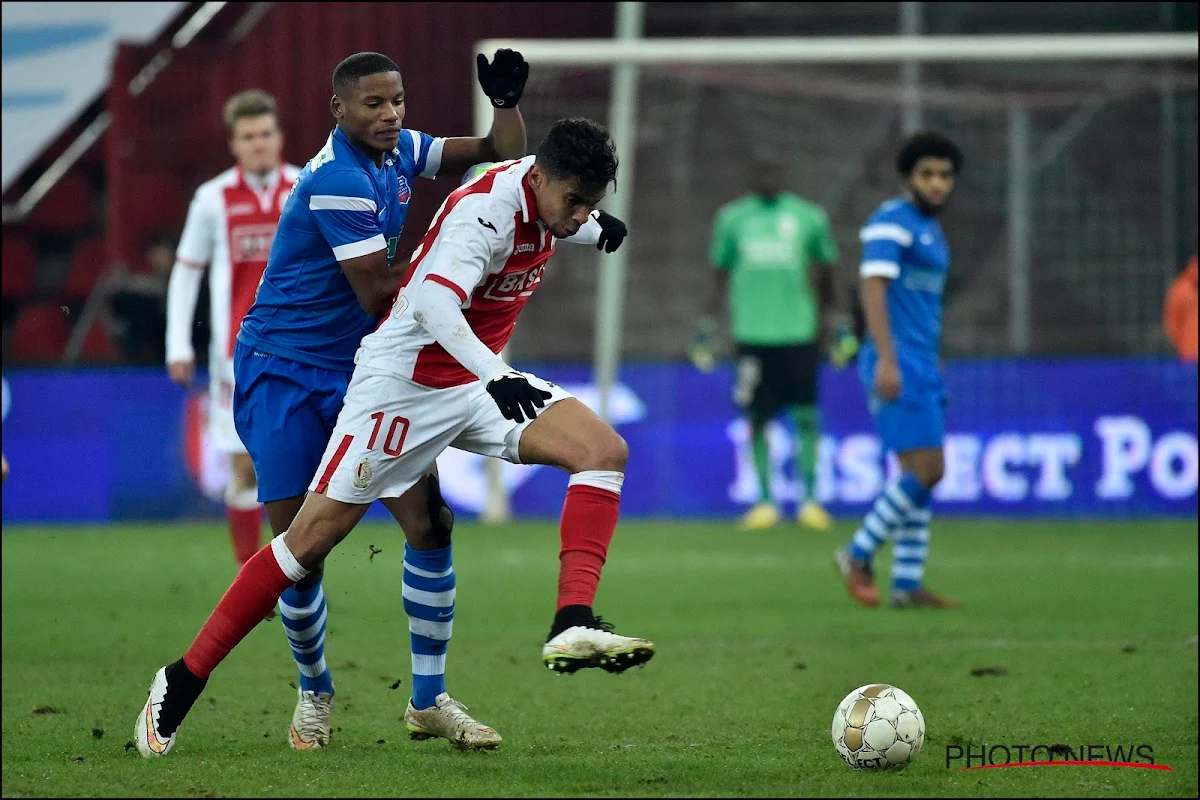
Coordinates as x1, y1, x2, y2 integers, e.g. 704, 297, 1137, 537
332, 126, 400, 172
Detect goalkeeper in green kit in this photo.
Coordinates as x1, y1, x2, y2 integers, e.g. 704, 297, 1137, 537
691, 154, 858, 531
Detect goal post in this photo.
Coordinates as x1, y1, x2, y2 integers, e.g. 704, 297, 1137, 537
472, 32, 1197, 516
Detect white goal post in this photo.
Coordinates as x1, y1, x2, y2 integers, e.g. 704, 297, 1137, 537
471, 30, 1197, 519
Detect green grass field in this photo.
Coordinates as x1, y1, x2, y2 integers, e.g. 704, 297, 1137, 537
2, 519, 1196, 798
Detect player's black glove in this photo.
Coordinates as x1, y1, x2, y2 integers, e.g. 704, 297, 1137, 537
476, 49, 529, 109
486, 371, 552, 424
594, 210, 628, 253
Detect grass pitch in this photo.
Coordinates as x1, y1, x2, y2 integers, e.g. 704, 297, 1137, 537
2, 518, 1196, 797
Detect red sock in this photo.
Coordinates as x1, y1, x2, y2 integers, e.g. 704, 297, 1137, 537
182, 541, 298, 678
556, 480, 622, 611
226, 506, 264, 565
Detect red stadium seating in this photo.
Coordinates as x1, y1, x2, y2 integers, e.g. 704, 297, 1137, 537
9, 302, 70, 362
79, 319, 117, 361
2, 234, 37, 299
127, 172, 184, 249
24, 172, 94, 234
61, 236, 110, 300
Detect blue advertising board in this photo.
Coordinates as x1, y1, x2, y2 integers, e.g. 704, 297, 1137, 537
2, 359, 1195, 523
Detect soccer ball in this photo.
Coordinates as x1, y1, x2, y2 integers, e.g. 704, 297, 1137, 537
832, 683, 925, 770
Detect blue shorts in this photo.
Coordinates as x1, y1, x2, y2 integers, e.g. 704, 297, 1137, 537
858, 345, 946, 454
233, 340, 352, 503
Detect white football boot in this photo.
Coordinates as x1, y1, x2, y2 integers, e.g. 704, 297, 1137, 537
135, 663, 205, 757
404, 693, 502, 750
288, 689, 334, 750
542, 618, 655, 675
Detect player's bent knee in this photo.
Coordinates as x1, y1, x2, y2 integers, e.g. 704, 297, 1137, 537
918, 460, 945, 489
590, 431, 629, 473
285, 504, 359, 568
427, 475, 454, 547
294, 560, 324, 591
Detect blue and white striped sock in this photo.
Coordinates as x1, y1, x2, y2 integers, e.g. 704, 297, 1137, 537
847, 473, 930, 563
278, 582, 333, 694
402, 542, 454, 710
892, 506, 932, 593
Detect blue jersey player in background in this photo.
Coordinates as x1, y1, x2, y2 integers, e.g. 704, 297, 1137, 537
233, 50, 529, 750
835, 131, 964, 610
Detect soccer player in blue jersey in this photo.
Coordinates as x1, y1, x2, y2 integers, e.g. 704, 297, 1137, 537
834, 131, 963, 610
220, 50, 527, 751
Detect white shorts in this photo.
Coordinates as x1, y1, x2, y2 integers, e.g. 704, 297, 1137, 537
310, 370, 573, 504
208, 356, 248, 454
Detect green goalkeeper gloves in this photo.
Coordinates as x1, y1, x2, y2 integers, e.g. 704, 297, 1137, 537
828, 314, 860, 370
689, 315, 718, 373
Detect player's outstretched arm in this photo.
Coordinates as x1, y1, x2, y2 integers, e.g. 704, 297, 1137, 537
437, 49, 530, 178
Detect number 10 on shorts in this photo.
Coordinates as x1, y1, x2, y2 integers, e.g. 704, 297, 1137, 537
368, 412, 410, 456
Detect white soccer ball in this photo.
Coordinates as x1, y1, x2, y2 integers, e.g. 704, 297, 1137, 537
832, 683, 925, 770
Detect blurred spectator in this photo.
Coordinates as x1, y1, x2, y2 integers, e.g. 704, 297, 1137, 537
2, 375, 9, 483
109, 230, 177, 364
1163, 254, 1198, 362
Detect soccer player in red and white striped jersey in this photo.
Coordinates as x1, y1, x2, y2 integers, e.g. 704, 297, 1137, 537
165, 90, 300, 565
136, 118, 654, 756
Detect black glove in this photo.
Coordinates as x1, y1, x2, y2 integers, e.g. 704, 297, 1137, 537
486, 371, 552, 424
595, 210, 627, 253
476, 49, 529, 109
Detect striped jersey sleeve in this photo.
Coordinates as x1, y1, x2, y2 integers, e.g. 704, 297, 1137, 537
308, 168, 386, 261
859, 207, 913, 279
404, 129, 446, 180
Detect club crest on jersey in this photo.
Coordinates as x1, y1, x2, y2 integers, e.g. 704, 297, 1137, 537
353, 458, 373, 490
397, 175, 412, 205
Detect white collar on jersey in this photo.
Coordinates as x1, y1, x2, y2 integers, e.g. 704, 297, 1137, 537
243, 168, 281, 192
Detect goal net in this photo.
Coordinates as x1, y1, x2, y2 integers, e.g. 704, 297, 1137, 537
468, 35, 1197, 520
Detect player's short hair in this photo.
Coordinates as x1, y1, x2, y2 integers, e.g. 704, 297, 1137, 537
332, 52, 401, 96
223, 89, 277, 136
896, 131, 963, 177
535, 117, 619, 194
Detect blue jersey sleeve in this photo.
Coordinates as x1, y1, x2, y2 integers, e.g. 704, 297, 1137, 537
403, 129, 445, 180
307, 168, 386, 262
858, 206, 913, 279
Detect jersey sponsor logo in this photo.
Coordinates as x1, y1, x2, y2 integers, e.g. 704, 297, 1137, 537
231, 223, 278, 262
514, 242, 536, 254
902, 269, 947, 294
483, 263, 546, 301
739, 239, 796, 265
397, 174, 411, 205
477, 217, 497, 233
226, 202, 258, 216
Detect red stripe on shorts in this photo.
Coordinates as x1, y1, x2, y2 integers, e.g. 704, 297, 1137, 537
314, 434, 354, 495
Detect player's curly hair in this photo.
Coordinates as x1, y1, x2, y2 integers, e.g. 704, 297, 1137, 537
332, 52, 400, 95
896, 131, 963, 177
535, 117, 619, 193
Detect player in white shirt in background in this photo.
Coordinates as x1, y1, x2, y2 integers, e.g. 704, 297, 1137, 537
2, 375, 10, 484
165, 90, 301, 564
